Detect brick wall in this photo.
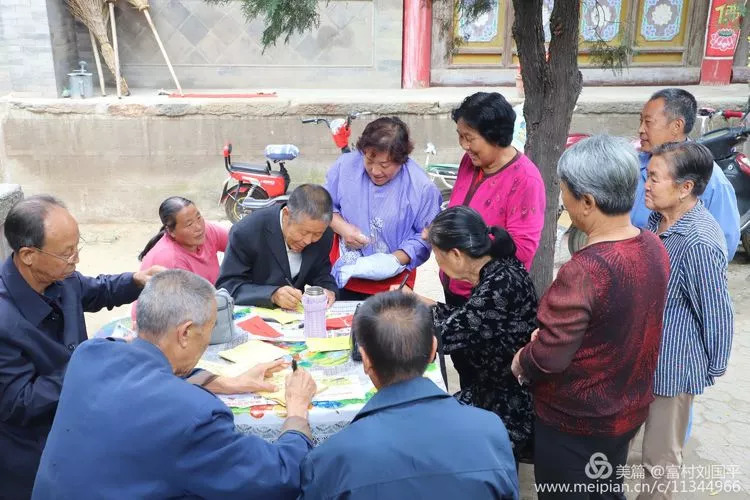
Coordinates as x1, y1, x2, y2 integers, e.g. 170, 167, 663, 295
0, 0, 57, 96
74, 0, 402, 90
3, 0, 401, 94
0, 0, 79, 97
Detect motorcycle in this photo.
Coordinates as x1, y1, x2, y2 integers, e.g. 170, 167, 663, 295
423, 143, 458, 210
218, 112, 369, 223
696, 100, 750, 256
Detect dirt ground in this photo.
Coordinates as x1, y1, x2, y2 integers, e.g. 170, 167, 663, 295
77, 220, 750, 499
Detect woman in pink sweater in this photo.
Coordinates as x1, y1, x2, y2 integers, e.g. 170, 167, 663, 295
446, 92, 546, 305
132, 197, 229, 323
138, 197, 228, 283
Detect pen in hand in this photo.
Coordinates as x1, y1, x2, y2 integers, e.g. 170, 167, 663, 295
281, 277, 303, 310
291, 359, 298, 372
397, 273, 410, 291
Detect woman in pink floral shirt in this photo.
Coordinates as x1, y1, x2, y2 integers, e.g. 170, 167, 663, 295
446, 92, 546, 304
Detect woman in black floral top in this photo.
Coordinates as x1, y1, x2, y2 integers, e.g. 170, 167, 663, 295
407, 206, 537, 461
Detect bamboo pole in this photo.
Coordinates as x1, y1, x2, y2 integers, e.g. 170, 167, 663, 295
89, 29, 106, 96
107, 0, 122, 98
143, 10, 183, 95
126, 0, 183, 96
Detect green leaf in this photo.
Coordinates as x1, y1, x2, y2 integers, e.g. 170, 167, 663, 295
205, 0, 321, 50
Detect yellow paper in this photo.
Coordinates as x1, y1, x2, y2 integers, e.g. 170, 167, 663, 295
219, 340, 289, 365
194, 360, 248, 378
250, 307, 302, 325
258, 374, 329, 406
314, 376, 366, 401
305, 335, 351, 352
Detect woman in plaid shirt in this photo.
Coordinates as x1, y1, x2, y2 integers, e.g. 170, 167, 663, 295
640, 141, 733, 500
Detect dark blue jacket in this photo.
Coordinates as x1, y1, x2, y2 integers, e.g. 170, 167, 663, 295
298, 377, 519, 500
33, 338, 313, 500
0, 257, 140, 500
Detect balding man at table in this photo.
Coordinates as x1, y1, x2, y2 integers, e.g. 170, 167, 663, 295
33, 269, 317, 500
298, 291, 520, 500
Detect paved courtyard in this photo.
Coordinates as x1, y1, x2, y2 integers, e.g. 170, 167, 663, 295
78, 222, 750, 499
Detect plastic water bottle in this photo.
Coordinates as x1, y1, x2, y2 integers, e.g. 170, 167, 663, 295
302, 287, 327, 338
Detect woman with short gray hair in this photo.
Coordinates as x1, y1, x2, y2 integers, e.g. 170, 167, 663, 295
638, 141, 733, 499
511, 135, 671, 495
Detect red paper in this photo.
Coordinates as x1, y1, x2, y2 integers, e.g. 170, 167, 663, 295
326, 315, 354, 330
237, 316, 282, 338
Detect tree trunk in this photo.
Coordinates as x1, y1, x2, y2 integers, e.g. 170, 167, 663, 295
511, 0, 582, 295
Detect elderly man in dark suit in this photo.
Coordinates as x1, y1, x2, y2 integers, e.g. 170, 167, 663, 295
216, 184, 338, 309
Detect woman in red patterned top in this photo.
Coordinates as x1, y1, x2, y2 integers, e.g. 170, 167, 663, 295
511, 135, 670, 497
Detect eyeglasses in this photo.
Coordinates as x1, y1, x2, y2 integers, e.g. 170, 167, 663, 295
32, 238, 86, 264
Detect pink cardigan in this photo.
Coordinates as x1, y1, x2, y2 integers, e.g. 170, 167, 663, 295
446, 152, 546, 297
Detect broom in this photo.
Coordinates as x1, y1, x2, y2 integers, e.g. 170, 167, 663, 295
66, 0, 129, 95
126, 0, 184, 96
89, 30, 106, 95
106, 0, 123, 98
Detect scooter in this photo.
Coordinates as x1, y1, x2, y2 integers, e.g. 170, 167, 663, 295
219, 143, 294, 223
696, 101, 750, 256
423, 143, 458, 210
218, 112, 369, 222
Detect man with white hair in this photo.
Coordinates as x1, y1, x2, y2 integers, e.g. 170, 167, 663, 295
33, 269, 317, 500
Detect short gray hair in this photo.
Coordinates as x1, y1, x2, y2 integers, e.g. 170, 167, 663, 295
4, 195, 66, 252
557, 134, 639, 215
136, 269, 216, 338
649, 88, 697, 134
287, 184, 333, 224
354, 291, 434, 386
651, 141, 714, 196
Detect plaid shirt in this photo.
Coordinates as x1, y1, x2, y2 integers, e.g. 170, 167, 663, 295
647, 201, 734, 397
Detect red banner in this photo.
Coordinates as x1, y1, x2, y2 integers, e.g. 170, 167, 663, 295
705, 0, 743, 57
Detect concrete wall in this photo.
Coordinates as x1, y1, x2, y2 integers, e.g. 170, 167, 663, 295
0, 183, 22, 260
1, 0, 402, 95
74, 0, 402, 90
3, 100, 451, 222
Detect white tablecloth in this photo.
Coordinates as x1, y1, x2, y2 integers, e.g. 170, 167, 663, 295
202, 301, 447, 444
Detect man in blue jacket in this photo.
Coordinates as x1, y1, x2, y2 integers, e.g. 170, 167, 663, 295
0, 195, 163, 499
33, 269, 317, 499
634, 88, 740, 259
298, 291, 519, 500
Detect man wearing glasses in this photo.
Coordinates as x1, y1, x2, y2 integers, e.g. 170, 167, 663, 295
0, 195, 162, 500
